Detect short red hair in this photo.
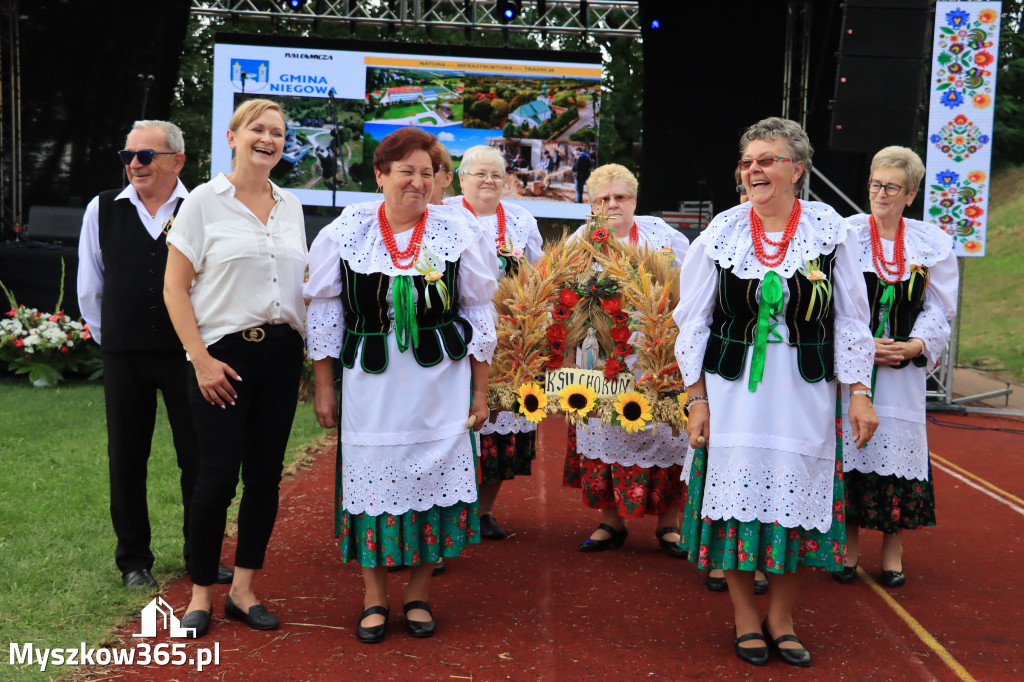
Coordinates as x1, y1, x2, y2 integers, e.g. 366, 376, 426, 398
374, 127, 441, 174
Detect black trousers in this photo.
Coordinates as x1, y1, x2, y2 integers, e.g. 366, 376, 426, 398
103, 350, 198, 575
186, 326, 303, 586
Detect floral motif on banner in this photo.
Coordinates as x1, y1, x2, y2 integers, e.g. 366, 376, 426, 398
931, 114, 990, 162
933, 7, 998, 110
926, 169, 987, 251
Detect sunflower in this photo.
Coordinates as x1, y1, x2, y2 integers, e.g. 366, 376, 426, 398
613, 391, 652, 433
558, 384, 599, 418
676, 393, 689, 425
517, 382, 548, 423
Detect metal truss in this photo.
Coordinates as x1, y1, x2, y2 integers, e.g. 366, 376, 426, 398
189, 1, 642, 37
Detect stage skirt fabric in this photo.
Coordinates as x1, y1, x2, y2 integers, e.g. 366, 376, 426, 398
339, 502, 481, 568
845, 465, 936, 533
479, 430, 536, 484
563, 425, 686, 518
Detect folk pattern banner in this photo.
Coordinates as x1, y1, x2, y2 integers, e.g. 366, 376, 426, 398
925, 2, 1001, 257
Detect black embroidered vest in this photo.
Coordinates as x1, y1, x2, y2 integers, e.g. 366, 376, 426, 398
864, 270, 928, 369
338, 258, 471, 373
702, 251, 837, 383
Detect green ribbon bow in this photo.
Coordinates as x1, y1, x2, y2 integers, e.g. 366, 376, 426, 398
393, 275, 419, 353
748, 271, 785, 393
869, 283, 895, 397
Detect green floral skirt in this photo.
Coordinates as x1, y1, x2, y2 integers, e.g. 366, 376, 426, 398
479, 430, 536, 484
337, 503, 480, 568
846, 464, 936, 533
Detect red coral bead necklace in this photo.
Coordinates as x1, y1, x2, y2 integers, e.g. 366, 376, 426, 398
629, 221, 638, 245
869, 214, 905, 284
462, 197, 506, 248
378, 202, 426, 269
750, 199, 801, 267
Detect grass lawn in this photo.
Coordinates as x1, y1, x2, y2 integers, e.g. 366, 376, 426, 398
0, 377, 327, 681
374, 103, 428, 120
956, 166, 1024, 381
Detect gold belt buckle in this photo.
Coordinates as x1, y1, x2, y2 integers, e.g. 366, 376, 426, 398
241, 327, 266, 342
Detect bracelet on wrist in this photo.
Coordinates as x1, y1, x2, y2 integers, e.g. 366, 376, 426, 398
687, 398, 709, 407
685, 392, 708, 406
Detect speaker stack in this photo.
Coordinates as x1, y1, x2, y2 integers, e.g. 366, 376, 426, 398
829, 0, 934, 153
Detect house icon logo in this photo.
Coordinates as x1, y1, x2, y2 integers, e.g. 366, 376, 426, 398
133, 597, 197, 638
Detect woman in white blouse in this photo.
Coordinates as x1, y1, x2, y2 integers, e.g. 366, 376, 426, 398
164, 99, 307, 638
672, 117, 877, 667
305, 127, 496, 643
444, 145, 543, 541
834, 147, 958, 589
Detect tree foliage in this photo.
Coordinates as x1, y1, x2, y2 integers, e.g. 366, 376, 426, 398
993, 0, 1024, 169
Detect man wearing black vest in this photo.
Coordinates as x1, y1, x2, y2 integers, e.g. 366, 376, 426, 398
77, 120, 232, 589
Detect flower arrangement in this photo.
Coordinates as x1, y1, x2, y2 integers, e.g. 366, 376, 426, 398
0, 262, 101, 386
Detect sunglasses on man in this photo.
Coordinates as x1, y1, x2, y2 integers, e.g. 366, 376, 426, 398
117, 149, 177, 165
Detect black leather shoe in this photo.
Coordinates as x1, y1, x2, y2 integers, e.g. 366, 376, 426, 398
579, 523, 628, 552
733, 632, 769, 666
216, 563, 234, 585
224, 595, 279, 631
356, 605, 389, 644
754, 574, 770, 595
832, 563, 858, 584
880, 567, 906, 588
705, 573, 728, 592
403, 600, 436, 638
180, 606, 213, 639
479, 514, 507, 540
122, 569, 157, 590
655, 527, 688, 558
763, 620, 812, 667
432, 558, 445, 576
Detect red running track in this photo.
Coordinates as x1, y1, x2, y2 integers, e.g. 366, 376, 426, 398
92, 413, 1023, 680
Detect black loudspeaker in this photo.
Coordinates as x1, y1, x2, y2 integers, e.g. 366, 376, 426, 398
828, 1, 933, 153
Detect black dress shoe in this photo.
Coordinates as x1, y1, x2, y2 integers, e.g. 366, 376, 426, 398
579, 523, 628, 552
356, 605, 389, 644
180, 606, 213, 639
122, 569, 157, 590
880, 567, 906, 588
763, 620, 812, 667
655, 527, 688, 558
754, 575, 770, 595
216, 563, 234, 584
705, 573, 728, 592
432, 558, 445, 576
479, 514, 507, 540
224, 595, 279, 631
733, 632, 769, 666
832, 563, 858, 584
403, 600, 436, 638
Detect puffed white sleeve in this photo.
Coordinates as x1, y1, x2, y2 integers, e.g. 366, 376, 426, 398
832, 236, 874, 386
302, 229, 344, 361
672, 240, 718, 386
524, 214, 543, 266
910, 249, 959, 368
457, 228, 499, 363
668, 226, 690, 265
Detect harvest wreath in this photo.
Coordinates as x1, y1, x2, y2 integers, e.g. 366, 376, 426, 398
486, 208, 688, 434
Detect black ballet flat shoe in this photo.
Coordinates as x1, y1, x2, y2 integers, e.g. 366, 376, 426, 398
356, 605, 389, 644
655, 527, 688, 558
880, 567, 906, 588
832, 562, 858, 585
705, 573, 728, 592
479, 514, 507, 540
225, 595, 279, 631
578, 523, 628, 552
403, 600, 436, 638
432, 558, 445, 577
733, 632, 769, 666
763, 619, 812, 667
753, 575, 770, 595
180, 606, 213, 639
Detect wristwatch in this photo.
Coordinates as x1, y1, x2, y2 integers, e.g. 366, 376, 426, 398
850, 389, 872, 398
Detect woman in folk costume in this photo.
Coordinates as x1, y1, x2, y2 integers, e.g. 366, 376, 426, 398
444, 145, 543, 541
672, 118, 878, 667
834, 146, 958, 588
306, 127, 497, 643
563, 163, 692, 556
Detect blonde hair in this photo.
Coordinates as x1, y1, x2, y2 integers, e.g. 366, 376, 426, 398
433, 142, 455, 198
586, 163, 638, 201
458, 145, 505, 178
229, 98, 285, 133
870, 145, 925, 189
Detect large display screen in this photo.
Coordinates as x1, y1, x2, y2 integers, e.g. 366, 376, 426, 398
212, 34, 603, 219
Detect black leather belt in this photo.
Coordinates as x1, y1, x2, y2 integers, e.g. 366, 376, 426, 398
235, 323, 293, 343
